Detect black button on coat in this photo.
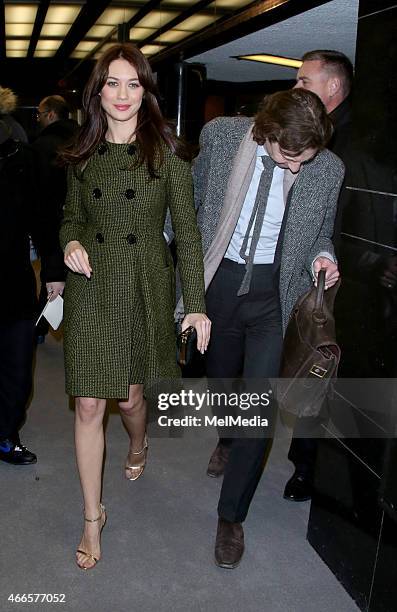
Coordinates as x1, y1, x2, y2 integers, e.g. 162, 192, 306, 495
125, 188, 135, 199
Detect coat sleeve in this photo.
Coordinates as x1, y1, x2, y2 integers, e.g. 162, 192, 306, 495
305, 163, 345, 272
192, 120, 214, 214
167, 154, 206, 314
26, 147, 65, 282
59, 166, 87, 251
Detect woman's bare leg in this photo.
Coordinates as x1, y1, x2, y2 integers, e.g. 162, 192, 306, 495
118, 384, 147, 475
75, 396, 107, 568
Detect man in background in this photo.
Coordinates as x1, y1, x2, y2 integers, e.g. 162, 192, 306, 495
294, 49, 353, 159
0, 85, 28, 142
283, 50, 354, 502
32, 95, 78, 343
0, 120, 64, 465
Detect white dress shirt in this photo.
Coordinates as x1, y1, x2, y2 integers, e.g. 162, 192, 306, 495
225, 145, 285, 264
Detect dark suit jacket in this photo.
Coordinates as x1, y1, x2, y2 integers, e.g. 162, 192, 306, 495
0, 139, 64, 320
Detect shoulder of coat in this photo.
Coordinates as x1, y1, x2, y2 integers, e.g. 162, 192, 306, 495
161, 142, 191, 170
202, 115, 252, 138
200, 116, 253, 156
315, 148, 345, 178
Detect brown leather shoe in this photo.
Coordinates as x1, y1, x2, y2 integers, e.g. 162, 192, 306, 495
207, 442, 231, 478
214, 518, 244, 569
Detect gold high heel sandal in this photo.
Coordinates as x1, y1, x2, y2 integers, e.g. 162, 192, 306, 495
76, 503, 106, 570
125, 435, 148, 481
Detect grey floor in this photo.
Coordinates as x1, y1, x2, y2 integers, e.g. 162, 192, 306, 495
0, 334, 358, 612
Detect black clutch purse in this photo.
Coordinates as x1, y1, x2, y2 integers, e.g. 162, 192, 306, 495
177, 325, 197, 366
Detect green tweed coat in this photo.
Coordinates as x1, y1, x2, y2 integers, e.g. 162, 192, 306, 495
60, 141, 205, 398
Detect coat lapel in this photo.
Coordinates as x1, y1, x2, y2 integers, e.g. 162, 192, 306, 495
203, 126, 257, 290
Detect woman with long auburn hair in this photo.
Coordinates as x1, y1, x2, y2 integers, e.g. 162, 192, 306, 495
60, 43, 210, 570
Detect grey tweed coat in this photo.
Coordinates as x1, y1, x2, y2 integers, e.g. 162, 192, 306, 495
193, 116, 345, 333
60, 141, 205, 398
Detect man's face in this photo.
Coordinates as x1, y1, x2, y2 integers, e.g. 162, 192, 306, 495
294, 60, 332, 110
36, 102, 52, 128
265, 140, 318, 174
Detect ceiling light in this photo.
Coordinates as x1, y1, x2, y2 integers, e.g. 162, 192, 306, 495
129, 27, 157, 41
136, 11, 179, 29
34, 50, 56, 58
70, 51, 89, 59
86, 25, 115, 38
177, 14, 218, 31
5, 5, 38, 23
162, 0, 196, 5
35, 39, 63, 51
6, 39, 30, 51
140, 44, 164, 56
6, 23, 34, 36
155, 29, 192, 44
74, 41, 98, 52
7, 50, 28, 58
235, 54, 302, 68
97, 8, 138, 26
40, 23, 73, 37
45, 5, 82, 23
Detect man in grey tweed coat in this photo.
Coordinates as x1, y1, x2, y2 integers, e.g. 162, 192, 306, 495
190, 89, 345, 568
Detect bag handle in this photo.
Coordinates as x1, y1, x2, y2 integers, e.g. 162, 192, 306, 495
313, 269, 327, 324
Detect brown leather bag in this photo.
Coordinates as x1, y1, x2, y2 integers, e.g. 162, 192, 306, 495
277, 269, 341, 417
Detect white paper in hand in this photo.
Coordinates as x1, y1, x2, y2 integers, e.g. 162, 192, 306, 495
36, 294, 64, 330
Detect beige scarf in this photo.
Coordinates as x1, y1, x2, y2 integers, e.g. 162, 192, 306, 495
175, 126, 296, 318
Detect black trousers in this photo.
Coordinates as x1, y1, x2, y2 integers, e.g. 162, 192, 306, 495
205, 259, 283, 523
0, 320, 35, 442
288, 434, 318, 477
288, 408, 330, 476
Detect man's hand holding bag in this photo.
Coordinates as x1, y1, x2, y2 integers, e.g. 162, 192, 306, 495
277, 269, 341, 417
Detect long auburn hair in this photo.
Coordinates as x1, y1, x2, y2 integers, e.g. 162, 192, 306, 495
61, 43, 190, 176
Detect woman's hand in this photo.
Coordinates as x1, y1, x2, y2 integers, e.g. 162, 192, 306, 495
64, 240, 92, 278
181, 313, 211, 354
46, 282, 65, 301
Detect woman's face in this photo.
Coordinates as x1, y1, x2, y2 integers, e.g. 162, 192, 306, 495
100, 58, 144, 128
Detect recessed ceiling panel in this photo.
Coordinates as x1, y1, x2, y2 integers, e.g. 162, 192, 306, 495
70, 50, 88, 58
140, 44, 165, 56
86, 24, 115, 38
6, 23, 34, 37
74, 41, 99, 52
35, 39, 63, 51
40, 23, 73, 37
208, 0, 255, 8
6, 39, 30, 51
155, 29, 192, 44
45, 5, 82, 24
5, 5, 38, 23
136, 11, 179, 29
177, 14, 219, 31
34, 50, 56, 58
161, 0, 197, 5
96, 8, 138, 26
130, 27, 157, 41
7, 50, 27, 58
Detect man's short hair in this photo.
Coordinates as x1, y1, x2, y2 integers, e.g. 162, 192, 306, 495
301, 49, 354, 97
40, 95, 70, 120
252, 89, 333, 154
